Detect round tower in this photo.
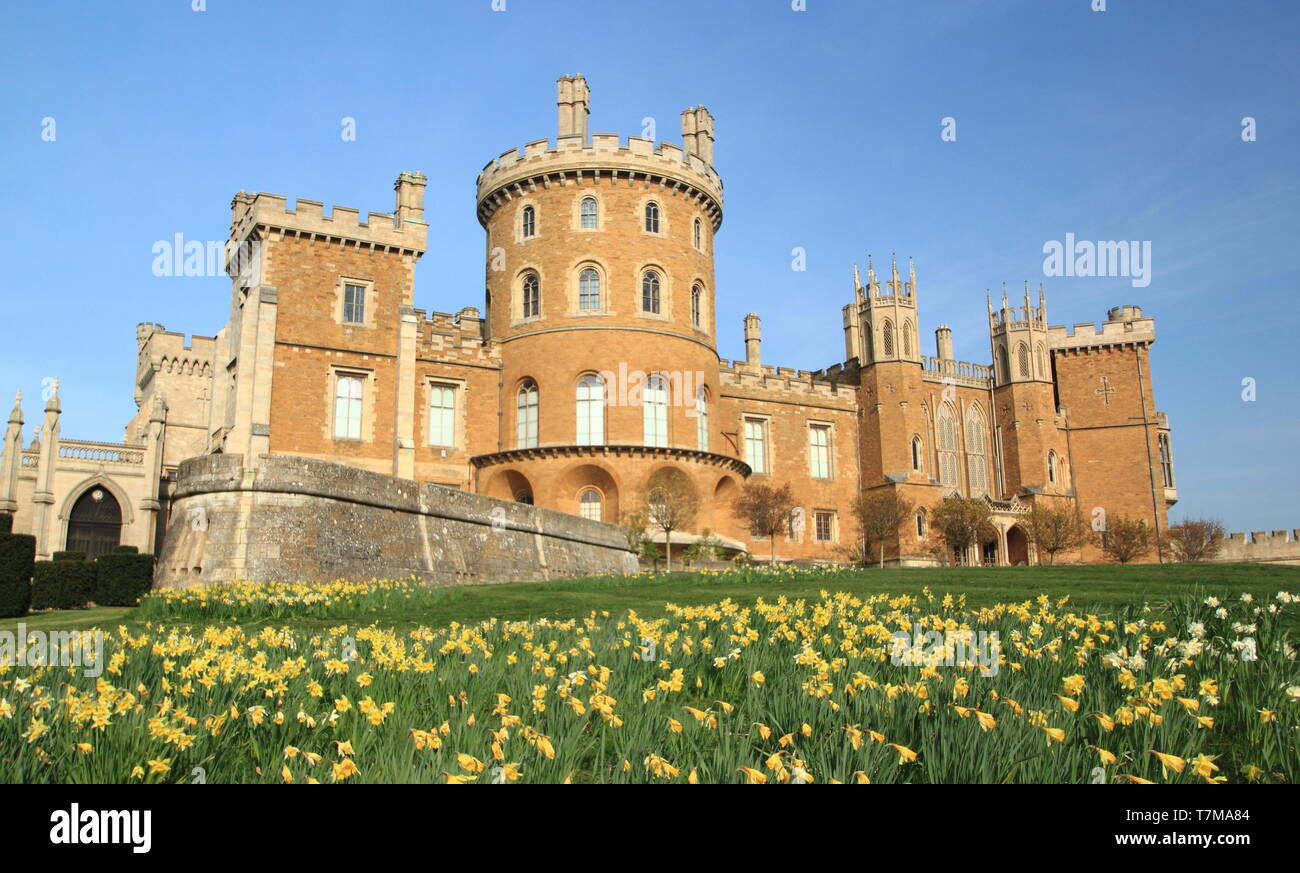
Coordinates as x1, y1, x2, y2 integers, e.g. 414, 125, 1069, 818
470, 76, 746, 525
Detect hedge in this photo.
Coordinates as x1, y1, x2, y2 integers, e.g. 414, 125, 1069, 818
31, 560, 97, 611
94, 552, 155, 607
52, 551, 88, 562
111, 545, 139, 555
0, 531, 36, 618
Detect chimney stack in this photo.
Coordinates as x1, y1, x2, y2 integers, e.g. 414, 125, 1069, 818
744, 313, 762, 371
557, 75, 590, 142
394, 171, 427, 226
935, 325, 954, 361
681, 106, 715, 164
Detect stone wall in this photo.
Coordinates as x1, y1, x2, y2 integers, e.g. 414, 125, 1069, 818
1213, 530, 1300, 566
155, 453, 639, 588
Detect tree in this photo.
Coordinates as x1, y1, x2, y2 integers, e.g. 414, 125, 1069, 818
928, 496, 996, 566
1020, 503, 1088, 565
642, 470, 699, 572
731, 481, 798, 564
852, 489, 914, 568
1096, 514, 1153, 564
1166, 517, 1225, 563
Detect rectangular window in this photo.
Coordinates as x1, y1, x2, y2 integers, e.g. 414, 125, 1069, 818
809, 425, 830, 478
343, 283, 366, 324
334, 375, 363, 440
1159, 435, 1174, 488
815, 511, 834, 543
744, 418, 767, 474
428, 383, 456, 447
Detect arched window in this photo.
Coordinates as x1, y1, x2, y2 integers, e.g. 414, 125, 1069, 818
580, 197, 597, 229
522, 205, 536, 238
642, 271, 661, 313
1017, 342, 1030, 378
66, 486, 122, 557
576, 374, 605, 446
1037, 343, 1047, 379
579, 268, 601, 310
578, 488, 602, 522
915, 510, 926, 540
691, 285, 702, 327
516, 381, 538, 449
965, 405, 989, 496
643, 373, 669, 447
1047, 450, 1057, 485
998, 345, 1010, 382
695, 387, 708, 452
644, 201, 660, 233
882, 320, 895, 357
903, 321, 913, 357
693, 218, 702, 250
911, 435, 923, 472
521, 272, 540, 318
937, 403, 959, 491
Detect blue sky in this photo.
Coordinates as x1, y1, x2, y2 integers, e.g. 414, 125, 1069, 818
1, 0, 1296, 530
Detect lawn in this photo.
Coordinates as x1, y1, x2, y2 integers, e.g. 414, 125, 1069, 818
3, 561, 1298, 634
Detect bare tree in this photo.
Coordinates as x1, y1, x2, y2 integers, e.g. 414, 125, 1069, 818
643, 470, 699, 572
852, 489, 914, 568
1096, 514, 1153, 564
1166, 518, 1226, 563
1021, 503, 1088, 565
928, 496, 996, 566
731, 481, 798, 564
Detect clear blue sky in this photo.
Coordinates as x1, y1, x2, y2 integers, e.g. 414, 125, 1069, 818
1, 0, 1296, 531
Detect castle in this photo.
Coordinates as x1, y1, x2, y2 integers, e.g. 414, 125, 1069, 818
1, 76, 1206, 578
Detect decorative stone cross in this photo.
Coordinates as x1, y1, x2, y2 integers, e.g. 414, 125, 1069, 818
1094, 376, 1117, 406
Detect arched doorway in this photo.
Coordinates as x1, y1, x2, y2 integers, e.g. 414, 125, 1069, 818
1007, 525, 1030, 566
67, 486, 122, 557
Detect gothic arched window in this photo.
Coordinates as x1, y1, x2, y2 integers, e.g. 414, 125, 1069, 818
644, 201, 660, 233
580, 197, 597, 229
965, 405, 989, 496
576, 374, 605, 446
642, 271, 661, 314
521, 205, 536, 238
691, 285, 702, 327
937, 403, 959, 491
579, 268, 601, 310
521, 272, 540, 318
882, 320, 895, 358
516, 381, 539, 449
1017, 342, 1030, 378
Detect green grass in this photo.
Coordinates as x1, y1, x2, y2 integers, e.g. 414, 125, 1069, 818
4, 562, 1298, 635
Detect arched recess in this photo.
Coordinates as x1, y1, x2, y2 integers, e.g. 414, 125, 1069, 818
559, 464, 620, 523
60, 478, 132, 557
483, 469, 535, 505
713, 474, 739, 531
1007, 525, 1031, 566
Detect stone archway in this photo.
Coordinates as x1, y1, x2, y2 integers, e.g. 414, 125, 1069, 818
558, 464, 620, 524
1007, 525, 1030, 566
66, 485, 122, 557
483, 469, 534, 505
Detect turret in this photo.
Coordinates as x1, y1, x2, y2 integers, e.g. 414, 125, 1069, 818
935, 325, 954, 361
989, 282, 1051, 386
847, 253, 921, 365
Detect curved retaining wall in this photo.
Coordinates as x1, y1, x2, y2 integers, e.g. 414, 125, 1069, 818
155, 454, 639, 588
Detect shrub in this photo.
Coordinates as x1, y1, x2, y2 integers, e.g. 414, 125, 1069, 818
111, 545, 139, 555
1167, 518, 1226, 563
1096, 515, 1154, 564
0, 530, 36, 618
52, 551, 87, 562
31, 560, 97, 611
94, 552, 155, 606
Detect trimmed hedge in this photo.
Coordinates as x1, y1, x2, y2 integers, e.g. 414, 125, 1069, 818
31, 560, 97, 611
94, 552, 155, 607
111, 545, 139, 555
0, 531, 36, 618
52, 551, 87, 562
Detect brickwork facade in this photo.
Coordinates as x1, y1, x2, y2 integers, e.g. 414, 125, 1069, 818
0, 76, 1180, 569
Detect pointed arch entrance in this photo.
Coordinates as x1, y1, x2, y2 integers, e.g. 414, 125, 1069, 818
66, 486, 122, 557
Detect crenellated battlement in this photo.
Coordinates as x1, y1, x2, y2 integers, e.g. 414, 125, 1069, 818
1215, 529, 1300, 565
135, 324, 216, 381
229, 173, 428, 256
414, 308, 501, 365
475, 133, 724, 229
718, 359, 852, 401
1048, 305, 1155, 352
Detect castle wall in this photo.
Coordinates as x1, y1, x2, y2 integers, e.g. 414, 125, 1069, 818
155, 453, 638, 588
